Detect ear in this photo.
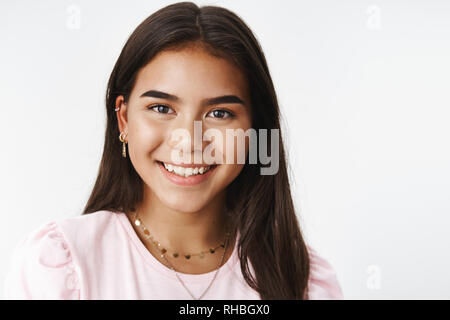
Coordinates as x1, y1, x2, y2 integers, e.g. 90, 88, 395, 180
115, 95, 128, 134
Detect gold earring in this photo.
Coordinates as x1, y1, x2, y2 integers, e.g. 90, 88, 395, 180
119, 132, 128, 158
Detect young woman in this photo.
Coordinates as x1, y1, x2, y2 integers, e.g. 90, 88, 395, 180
4, 2, 343, 300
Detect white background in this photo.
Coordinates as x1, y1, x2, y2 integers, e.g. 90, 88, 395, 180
1, 0, 449, 299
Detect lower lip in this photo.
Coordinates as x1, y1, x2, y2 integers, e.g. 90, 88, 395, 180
157, 161, 218, 186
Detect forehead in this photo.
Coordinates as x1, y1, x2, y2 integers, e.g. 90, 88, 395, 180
131, 46, 249, 102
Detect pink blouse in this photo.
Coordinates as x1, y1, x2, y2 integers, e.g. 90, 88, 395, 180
3, 210, 344, 300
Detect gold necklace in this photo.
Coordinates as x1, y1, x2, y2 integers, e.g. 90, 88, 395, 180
131, 210, 232, 300
132, 210, 229, 259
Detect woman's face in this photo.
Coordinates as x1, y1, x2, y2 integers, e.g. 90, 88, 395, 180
116, 45, 252, 213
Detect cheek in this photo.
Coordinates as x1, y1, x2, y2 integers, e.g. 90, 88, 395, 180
127, 119, 164, 159
215, 163, 245, 191
221, 128, 251, 165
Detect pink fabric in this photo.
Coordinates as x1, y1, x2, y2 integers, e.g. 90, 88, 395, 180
3, 210, 344, 300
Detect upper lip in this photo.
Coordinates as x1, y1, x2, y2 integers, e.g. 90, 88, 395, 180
158, 161, 217, 168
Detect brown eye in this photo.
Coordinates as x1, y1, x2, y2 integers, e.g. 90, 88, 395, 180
148, 104, 175, 114
207, 109, 234, 119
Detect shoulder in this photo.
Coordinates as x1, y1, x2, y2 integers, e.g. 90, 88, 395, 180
3, 210, 118, 299
3, 219, 80, 299
305, 244, 344, 300
55, 210, 118, 234
54, 210, 123, 254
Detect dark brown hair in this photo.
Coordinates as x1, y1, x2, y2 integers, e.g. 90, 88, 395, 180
82, 1, 310, 299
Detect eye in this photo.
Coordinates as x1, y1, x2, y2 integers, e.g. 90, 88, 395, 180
207, 109, 234, 119
148, 104, 175, 114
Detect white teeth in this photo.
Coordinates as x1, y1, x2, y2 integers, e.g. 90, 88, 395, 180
174, 166, 182, 175
162, 162, 213, 177
185, 168, 193, 177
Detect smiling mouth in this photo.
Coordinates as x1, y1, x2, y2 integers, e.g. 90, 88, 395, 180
156, 161, 219, 178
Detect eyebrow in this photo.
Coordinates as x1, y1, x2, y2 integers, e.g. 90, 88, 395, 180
140, 90, 245, 107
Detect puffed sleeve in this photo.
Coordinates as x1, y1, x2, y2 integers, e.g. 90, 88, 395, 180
305, 245, 344, 299
3, 221, 81, 300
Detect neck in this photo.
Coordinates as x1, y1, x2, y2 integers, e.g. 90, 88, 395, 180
132, 188, 233, 254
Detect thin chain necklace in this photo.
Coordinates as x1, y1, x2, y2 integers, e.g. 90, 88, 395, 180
131, 210, 232, 300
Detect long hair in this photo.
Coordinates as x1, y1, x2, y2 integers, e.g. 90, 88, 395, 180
82, 1, 310, 299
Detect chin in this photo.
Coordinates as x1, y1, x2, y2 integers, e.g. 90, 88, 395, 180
159, 193, 211, 213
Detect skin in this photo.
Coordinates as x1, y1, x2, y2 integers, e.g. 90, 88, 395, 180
115, 43, 252, 274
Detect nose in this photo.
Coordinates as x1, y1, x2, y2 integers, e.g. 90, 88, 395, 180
167, 114, 205, 163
